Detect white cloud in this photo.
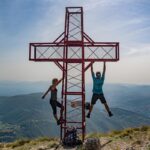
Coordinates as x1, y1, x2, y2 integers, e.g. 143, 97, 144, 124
125, 44, 150, 57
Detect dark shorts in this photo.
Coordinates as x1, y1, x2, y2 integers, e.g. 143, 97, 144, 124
50, 100, 62, 115
91, 93, 106, 105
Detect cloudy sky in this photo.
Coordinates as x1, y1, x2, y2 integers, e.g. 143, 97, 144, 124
0, 0, 150, 85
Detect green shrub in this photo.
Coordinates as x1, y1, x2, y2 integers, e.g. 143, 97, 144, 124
109, 130, 122, 137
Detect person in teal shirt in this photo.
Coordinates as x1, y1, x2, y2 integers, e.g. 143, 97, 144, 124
87, 62, 113, 118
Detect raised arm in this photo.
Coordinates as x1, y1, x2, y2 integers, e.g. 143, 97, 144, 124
51, 78, 63, 90
102, 62, 106, 77
91, 63, 94, 75
91, 62, 95, 78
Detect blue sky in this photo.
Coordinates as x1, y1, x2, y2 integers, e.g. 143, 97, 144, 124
0, 0, 150, 84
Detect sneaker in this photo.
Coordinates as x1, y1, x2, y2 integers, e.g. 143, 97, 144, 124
108, 111, 113, 117
86, 113, 90, 118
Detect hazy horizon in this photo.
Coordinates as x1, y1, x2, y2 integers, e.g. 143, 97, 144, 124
0, 80, 150, 97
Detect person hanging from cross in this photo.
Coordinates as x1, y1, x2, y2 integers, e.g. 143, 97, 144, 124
42, 77, 64, 125
86, 61, 113, 118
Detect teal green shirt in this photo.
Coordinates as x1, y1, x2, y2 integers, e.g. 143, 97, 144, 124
92, 72, 105, 94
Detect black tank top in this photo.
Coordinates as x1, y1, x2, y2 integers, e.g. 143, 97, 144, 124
50, 86, 57, 101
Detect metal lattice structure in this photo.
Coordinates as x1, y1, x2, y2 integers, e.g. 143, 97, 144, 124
29, 7, 119, 142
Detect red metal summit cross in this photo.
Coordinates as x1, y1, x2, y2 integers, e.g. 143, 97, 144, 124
29, 7, 119, 142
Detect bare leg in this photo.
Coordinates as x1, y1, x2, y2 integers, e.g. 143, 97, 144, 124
87, 104, 94, 118
103, 102, 113, 117
104, 103, 110, 113
88, 104, 93, 114
54, 114, 62, 125
54, 114, 59, 122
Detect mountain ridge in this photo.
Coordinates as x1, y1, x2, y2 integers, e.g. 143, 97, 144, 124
0, 92, 150, 142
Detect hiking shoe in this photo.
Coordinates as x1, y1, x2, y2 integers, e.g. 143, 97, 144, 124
108, 111, 113, 117
86, 113, 90, 118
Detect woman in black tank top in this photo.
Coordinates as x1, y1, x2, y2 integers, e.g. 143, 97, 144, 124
42, 78, 64, 125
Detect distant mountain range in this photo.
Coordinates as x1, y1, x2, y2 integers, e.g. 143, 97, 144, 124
1, 81, 150, 116
0, 81, 50, 96
0, 81, 150, 142
0, 88, 150, 142
0, 93, 59, 142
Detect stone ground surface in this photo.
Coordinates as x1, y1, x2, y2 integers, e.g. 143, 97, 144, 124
1, 137, 150, 150
0, 126, 150, 150
34, 138, 150, 150
56, 138, 150, 150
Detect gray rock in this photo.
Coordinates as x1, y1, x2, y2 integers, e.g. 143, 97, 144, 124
83, 138, 101, 150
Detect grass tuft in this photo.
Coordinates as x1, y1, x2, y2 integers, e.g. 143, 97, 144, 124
140, 126, 149, 132
5, 139, 30, 148
0, 143, 4, 148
